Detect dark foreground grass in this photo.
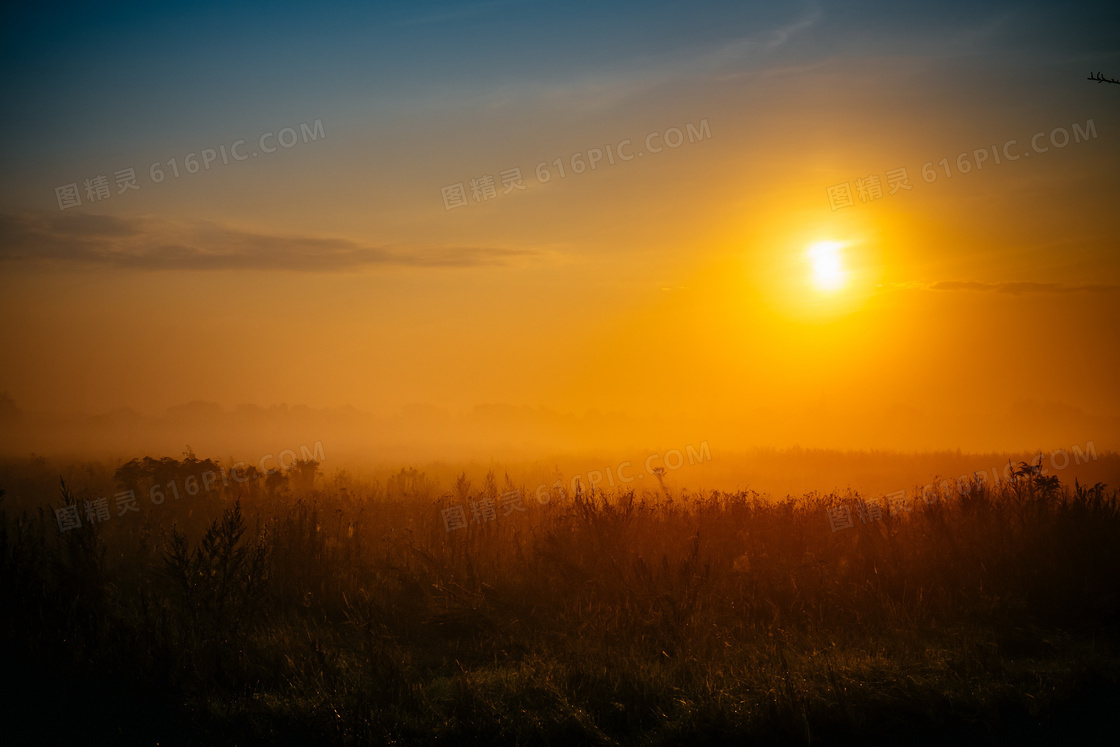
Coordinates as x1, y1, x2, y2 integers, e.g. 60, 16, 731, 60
2, 457, 1119, 745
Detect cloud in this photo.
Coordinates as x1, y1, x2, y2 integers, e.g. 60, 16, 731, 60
466, 6, 823, 116
927, 280, 1119, 295
0, 212, 537, 271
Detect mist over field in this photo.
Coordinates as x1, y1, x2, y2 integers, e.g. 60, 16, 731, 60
4, 390, 1117, 502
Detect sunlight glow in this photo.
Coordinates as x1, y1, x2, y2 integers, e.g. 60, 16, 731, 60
808, 241, 847, 291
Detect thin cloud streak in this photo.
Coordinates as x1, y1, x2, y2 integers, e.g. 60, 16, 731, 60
457, 6, 823, 116
0, 213, 539, 272
929, 280, 1118, 295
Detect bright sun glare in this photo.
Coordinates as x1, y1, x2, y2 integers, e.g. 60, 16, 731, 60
808, 241, 847, 291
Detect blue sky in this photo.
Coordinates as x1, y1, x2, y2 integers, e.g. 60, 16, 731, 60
4, 0, 1117, 182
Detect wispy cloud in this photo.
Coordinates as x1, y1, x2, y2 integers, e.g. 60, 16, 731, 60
0, 213, 537, 272
471, 6, 823, 115
888, 280, 1120, 295
695, 6, 824, 69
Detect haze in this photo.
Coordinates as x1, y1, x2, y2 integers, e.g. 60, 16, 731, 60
2, 0, 1118, 460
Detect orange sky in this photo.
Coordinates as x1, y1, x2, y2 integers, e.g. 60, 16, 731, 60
1, 2, 1118, 456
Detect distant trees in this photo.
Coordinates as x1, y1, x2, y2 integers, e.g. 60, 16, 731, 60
114, 455, 223, 500
113, 453, 321, 502
0, 392, 20, 424
289, 458, 320, 493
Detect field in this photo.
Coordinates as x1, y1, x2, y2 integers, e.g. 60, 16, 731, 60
3, 451, 1120, 745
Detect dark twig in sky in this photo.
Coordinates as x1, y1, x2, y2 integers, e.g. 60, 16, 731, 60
1087, 71, 1120, 85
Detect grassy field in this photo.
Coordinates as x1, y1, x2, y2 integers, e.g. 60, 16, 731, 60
3, 454, 1120, 745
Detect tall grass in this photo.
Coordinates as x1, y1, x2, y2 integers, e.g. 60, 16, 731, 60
2, 458, 1119, 744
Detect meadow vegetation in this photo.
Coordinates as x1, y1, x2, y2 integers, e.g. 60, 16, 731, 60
3, 453, 1119, 745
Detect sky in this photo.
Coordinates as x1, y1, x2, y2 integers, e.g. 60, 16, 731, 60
1, 0, 1119, 456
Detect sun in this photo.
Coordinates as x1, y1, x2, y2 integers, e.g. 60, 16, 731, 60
807, 241, 847, 291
